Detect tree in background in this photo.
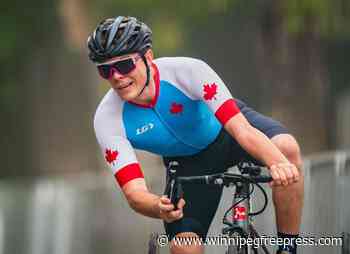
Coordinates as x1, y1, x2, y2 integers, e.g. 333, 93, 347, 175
86, 0, 350, 153
256, 0, 350, 153
1, 0, 349, 177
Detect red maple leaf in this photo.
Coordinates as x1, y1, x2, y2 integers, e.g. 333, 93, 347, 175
170, 102, 183, 114
203, 83, 218, 100
233, 206, 247, 221
105, 149, 118, 164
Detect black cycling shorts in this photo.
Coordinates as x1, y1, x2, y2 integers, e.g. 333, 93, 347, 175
162, 99, 289, 241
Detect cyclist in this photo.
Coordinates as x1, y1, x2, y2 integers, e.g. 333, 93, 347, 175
88, 16, 304, 254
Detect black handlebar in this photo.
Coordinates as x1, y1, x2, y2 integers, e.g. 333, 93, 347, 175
177, 172, 273, 185
164, 162, 273, 207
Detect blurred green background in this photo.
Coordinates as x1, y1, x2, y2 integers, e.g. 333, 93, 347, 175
1, 0, 350, 175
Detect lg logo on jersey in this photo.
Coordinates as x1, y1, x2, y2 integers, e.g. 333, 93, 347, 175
136, 123, 154, 135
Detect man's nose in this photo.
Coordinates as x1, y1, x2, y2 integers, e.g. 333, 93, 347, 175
111, 68, 126, 80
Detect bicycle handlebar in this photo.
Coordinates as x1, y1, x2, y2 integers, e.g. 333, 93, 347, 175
177, 172, 273, 185
164, 162, 272, 208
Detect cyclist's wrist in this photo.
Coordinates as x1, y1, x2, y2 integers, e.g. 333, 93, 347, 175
267, 158, 290, 168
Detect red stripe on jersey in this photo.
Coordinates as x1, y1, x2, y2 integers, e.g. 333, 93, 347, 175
115, 163, 144, 187
215, 99, 240, 125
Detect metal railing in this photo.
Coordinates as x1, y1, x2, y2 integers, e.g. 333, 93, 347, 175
0, 151, 349, 254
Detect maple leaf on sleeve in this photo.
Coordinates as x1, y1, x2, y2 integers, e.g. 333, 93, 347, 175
203, 83, 218, 100
105, 149, 118, 164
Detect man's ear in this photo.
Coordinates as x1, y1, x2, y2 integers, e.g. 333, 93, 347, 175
144, 49, 154, 61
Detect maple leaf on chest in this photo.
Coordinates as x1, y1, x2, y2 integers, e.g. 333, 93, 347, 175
203, 83, 218, 100
170, 102, 183, 114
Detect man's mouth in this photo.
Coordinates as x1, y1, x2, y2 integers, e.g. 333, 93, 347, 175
118, 81, 133, 90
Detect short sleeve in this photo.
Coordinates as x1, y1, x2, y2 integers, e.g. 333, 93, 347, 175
94, 94, 144, 187
180, 58, 240, 125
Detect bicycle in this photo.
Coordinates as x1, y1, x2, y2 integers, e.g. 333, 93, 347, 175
149, 161, 273, 254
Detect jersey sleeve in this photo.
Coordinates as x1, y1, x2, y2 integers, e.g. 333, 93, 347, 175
180, 58, 240, 125
94, 97, 144, 188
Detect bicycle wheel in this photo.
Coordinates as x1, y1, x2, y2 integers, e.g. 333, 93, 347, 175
226, 230, 260, 254
148, 233, 160, 254
226, 231, 248, 254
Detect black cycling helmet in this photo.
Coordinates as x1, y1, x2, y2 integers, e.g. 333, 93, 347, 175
87, 16, 152, 63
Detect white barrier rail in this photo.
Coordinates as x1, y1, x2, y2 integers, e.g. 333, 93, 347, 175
0, 151, 349, 254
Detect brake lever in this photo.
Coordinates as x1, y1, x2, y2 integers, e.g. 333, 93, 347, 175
164, 162, 183, 209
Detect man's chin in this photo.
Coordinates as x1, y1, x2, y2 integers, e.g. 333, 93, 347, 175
115, 89, 138, 101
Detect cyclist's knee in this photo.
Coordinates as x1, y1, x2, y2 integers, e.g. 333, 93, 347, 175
271, 134, 303, 170
170, 232, 204, 254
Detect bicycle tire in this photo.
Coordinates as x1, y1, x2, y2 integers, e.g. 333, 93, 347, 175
148, 233, 160, 254
226, 229, 262, 254
226, 231, 248, 254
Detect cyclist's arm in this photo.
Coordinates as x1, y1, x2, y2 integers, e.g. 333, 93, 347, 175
181, 58, 297, 183
94, 102, 156, 214
122, 178, 185, 222
181, 58, 288, 166
122, 178, 162, 218
94, 105, 182, 220
95, 134, 165, 217
223, 113, 289, 167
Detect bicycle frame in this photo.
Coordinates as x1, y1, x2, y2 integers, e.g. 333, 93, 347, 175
224, 175, 253, 254
223, 167, 271, 254
162, 161, 272, 254
232, 181, 251, 234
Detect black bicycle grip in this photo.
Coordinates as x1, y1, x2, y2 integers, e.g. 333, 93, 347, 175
164, 179, 183, 209
178, 174, 223, 184
171, 182, 183, 209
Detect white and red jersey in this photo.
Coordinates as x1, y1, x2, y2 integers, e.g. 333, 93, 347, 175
94, 57, 240, 187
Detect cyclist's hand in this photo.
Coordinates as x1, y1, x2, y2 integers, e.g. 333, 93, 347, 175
269, 163, 299, 187
158, 195, 186, 223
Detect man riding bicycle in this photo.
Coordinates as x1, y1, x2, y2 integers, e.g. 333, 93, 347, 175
88, 16, 304, 254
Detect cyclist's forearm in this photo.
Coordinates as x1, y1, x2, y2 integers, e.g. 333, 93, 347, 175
127, 190, 162, 219
237, 126, 288, 166
225, 117, 289, 167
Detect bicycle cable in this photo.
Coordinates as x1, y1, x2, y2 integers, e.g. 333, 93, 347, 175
248, 182, 269, 216
222, 180, 269, 223
222, 182, 255, 224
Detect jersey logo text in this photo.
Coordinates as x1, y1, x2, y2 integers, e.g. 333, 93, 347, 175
136, 123, 154, 135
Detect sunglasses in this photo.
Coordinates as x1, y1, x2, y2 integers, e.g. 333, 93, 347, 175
97, 54, 142, 79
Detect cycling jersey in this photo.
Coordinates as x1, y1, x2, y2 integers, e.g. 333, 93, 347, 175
94, 57, 240, 187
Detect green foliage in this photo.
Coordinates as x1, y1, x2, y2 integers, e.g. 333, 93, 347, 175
1, 0, 349, 107
283, 0, 350, 38
85, 0, 239, 54
0, 1, 59, 111
85, 0, 350, 55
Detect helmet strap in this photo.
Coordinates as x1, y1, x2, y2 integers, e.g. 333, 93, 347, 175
137, 54, 151, 97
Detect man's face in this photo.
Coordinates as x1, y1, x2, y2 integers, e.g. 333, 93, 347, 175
98, 52, 151, 101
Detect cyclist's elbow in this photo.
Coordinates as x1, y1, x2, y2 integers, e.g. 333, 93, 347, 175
124, 189, 141, 210
122, 178, 148, 207
124, 189, 151, 214
128, 198, 140, 213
